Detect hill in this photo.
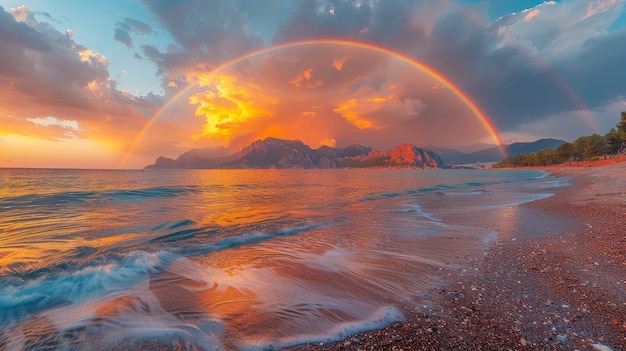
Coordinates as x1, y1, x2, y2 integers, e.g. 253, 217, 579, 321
428, 139, 567, 164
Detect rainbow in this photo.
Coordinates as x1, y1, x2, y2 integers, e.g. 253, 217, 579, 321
120, 39, 505, 168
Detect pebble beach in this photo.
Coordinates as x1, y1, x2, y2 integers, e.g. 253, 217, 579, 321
292, 160, 626, 351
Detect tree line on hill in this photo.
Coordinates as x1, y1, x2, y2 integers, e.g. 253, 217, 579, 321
493, 112, 626, 168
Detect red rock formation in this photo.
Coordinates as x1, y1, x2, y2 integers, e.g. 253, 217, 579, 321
389, 144, 441, 168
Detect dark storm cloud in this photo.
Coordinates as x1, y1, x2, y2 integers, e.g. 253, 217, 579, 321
557, 28, 626, 108
138, 0, 264, 79
414, 8, 578, 130
268, 0, 626, 134
271, 0, 372, 42
468, 1, 626, 130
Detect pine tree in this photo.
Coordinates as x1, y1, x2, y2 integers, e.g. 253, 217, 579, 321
618, 111, 626, 134
607, 111, 626, 154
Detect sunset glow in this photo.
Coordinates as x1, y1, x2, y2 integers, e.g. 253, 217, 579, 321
120, 39, 507, 168
1, 1, 624, 168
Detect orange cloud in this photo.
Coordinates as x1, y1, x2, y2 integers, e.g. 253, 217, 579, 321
173, 43, 491, 155
320, 138, 337, 147
523, 8, 540, 22
126, 43, 498, 166
334, 93, 427, 130
190, 75, 274, 141
332, 58, 347, 71
300, 110, 317, 118
334, 98, 375, 129
289, 68, 323, 89
583, 0, 618, 21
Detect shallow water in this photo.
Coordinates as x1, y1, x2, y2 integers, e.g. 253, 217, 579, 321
0, 168, 568, 350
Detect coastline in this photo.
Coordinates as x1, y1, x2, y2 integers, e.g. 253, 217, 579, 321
291, 161, 626, 350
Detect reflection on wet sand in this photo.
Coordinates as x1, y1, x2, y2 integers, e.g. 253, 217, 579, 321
0, 169, 559, 350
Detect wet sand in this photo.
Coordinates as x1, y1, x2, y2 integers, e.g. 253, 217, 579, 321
292, 161, 626, 351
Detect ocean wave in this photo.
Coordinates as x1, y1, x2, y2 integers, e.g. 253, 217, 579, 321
537, 178, 571, 188
0, 168, 573, 350
0, 185, 200, 209
440, 190, 485, 196
148, 227, 219, 244
177, 219, 342, 257
391, 204, 440, 222
236, 306, 404, 351
0, 250, 176, 325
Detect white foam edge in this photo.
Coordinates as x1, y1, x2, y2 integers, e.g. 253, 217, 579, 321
236, 306, 404, 351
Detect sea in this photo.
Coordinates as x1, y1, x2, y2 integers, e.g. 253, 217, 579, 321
0, 168, 570, 350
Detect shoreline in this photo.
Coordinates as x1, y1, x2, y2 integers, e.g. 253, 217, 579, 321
291, 161, 626, 350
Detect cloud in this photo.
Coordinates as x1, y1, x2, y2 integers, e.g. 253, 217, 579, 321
27, 116, 79, 130
472, 0, 626, 131
123, 17, 154, 35
320, 138, 337, 148
114, 28, 133, 48
26, 116, 80, 138
114, 17, 155, 49
189, 74, 273, 141
255, 0, 626, 140
332, 58, 347, 70
138, 0, 265, 84
174, 40, 493, 151
272, 0, 373, 43
289, 68, 323, 89
6, 0, 618, 168
0, 5, 159, 144
334, 93, 426, 130
494, 0, 623, 54
523, 8, 540, 22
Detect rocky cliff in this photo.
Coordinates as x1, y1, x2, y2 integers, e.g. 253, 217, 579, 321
389, 144, 442, 168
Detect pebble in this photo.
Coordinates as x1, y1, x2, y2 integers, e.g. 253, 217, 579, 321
289, 164, 626, 351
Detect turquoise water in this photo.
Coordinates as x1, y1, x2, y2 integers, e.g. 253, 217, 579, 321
0, 168, 567, 350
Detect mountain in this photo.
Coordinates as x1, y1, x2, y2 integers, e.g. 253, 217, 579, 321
145, 138, 443, 169
425, 145, 469, 164
453, 143, 497, 153
427, 138, 567, 165
146, 137, 565, 169
463, 138, 567, 163
506, 138, 567, 157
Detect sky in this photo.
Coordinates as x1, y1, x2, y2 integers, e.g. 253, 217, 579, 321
1, 0, 625, 169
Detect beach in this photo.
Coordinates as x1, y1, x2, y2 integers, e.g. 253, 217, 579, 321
292, 161, 626, 351
2, 166, 624, 350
